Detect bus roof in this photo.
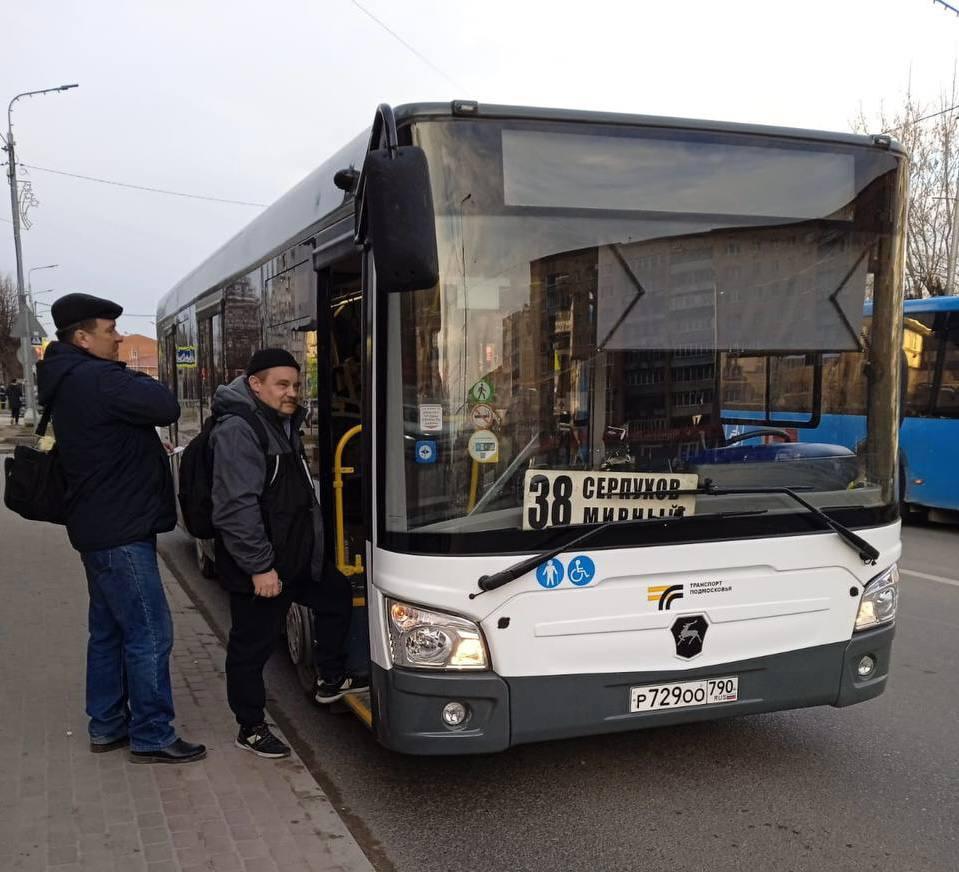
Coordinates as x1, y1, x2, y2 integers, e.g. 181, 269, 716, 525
157, 101, 905, 324
156, 129, 369, 323
904, 296, 959, 313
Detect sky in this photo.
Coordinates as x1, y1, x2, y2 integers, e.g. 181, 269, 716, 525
3, 0, 959, 338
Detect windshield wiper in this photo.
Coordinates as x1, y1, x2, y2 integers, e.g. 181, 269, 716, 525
473, 480, 880, 596
472, 508, 768, 598
696, 482, 879, 565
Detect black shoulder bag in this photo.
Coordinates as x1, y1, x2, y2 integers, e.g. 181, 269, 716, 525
3, 399, 69, 525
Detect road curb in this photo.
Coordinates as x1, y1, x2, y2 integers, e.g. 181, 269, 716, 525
158, 533, 389, 872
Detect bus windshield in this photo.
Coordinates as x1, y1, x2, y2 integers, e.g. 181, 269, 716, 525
382, 118, 902, 543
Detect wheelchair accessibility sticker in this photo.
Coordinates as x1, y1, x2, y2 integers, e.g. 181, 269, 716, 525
567, 555, 596, 586
535, 555, 596, 588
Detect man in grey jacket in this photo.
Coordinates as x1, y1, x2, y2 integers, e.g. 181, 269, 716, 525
210, 348, 353, 758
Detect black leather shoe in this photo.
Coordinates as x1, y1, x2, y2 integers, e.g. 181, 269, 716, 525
90, 736, 129, 754
130, 738, 207, 765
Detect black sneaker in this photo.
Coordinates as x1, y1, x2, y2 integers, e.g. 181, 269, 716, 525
235, 723, 290, 759
314, 675, 368, 705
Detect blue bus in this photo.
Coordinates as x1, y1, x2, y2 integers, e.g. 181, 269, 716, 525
719, 296, 959, 520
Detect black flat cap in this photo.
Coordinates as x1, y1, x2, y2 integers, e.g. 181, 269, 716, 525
51, 293, 123, 331
246, 348, 300, 376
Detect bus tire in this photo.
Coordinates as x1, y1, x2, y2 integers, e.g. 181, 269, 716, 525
195, 539, 217, 579
286, 603, 318, 694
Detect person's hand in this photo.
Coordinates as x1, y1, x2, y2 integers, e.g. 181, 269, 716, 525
162, 440, 175, 454
252, 569, 282, 598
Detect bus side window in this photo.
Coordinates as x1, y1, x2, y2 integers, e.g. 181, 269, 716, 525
902, 313, 937, 417
935, 318, 959, 418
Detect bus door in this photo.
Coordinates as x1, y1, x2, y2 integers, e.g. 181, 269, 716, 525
319, 253, 365, 584
286, 240, 371, 718
195, 292, 224, 425
161, 327, 179, 446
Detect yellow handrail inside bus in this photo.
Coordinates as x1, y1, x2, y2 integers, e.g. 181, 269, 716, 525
334, 424, 364, 576
467, 459, 480, 511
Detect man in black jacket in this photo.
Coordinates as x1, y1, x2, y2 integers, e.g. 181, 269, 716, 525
7, 379, 23, 424
36, 293, 205, 765
211, 348, 355, 758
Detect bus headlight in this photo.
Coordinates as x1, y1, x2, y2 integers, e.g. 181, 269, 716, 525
855, 564, 899, 631
386, 599, 489, 670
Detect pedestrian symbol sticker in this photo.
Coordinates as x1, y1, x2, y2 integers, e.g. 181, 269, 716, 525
567, 555, 596, 586
415, 440, 437, 464
536, 558, 564, 589
468, 377, 494, 404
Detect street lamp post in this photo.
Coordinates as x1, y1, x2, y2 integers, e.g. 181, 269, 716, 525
28, 263, 58, 297
28, 263, 58, 325
4, 84, 77, 423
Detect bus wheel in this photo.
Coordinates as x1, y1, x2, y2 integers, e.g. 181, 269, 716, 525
195, 539, 217, 579
285, 604, 318, 694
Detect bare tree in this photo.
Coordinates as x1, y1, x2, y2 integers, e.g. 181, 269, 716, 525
854, 80, 959, 298
0, 273, 23, 385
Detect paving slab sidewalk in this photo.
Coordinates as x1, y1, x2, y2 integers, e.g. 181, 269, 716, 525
0, 419, 35, 446
0, 472, 376, 872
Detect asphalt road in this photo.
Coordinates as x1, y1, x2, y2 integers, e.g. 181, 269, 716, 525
159, 525, 959, 872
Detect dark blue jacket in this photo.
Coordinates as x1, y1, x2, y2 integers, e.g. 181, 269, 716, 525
36, 342, 180, 552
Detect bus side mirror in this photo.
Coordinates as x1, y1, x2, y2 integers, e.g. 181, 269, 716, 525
364, 146, 439, 294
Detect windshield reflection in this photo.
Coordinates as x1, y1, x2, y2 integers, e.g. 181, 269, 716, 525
382, 120, 900, 537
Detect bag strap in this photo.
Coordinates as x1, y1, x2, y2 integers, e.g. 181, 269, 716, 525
207, 408, 271, 474
228, 407, 270, 454
35, 403, 54, 438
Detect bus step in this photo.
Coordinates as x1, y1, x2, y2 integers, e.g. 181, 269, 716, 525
341, 689, 372, 728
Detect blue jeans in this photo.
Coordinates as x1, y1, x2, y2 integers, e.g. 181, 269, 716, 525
80, 539, 176, 752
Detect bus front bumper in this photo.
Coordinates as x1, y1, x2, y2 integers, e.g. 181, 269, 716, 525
370, 622, 894, 755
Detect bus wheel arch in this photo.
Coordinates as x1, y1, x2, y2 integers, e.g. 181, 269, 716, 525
195, 538, 217, 579
286, 603, 319, 693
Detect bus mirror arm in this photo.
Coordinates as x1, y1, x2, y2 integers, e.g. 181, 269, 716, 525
352, 103, 440, 295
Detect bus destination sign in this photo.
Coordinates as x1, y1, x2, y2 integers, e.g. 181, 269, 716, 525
522, 470, 697, 531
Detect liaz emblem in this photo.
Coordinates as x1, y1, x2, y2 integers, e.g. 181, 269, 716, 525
671, 614, 708, 659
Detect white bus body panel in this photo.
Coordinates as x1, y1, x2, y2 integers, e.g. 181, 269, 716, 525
369, 522, 900, 676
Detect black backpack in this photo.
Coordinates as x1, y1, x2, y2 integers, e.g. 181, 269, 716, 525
177, 409, 269, 539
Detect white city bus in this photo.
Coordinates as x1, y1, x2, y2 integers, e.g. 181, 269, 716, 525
157, 102, 906, 754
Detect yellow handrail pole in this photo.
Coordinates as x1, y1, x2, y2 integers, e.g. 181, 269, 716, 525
334, 424, 364, 576
467, 459, 480, 511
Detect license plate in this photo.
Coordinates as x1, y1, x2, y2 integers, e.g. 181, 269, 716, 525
629, 676, 739, 712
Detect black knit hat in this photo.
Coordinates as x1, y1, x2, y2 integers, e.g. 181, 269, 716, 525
51, 292, 123, 331
245, 348, 300, 377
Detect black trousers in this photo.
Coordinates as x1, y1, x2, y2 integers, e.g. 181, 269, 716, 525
225, 572, 355, 728
303, 569, 354, 683
226, 589, 293, 728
